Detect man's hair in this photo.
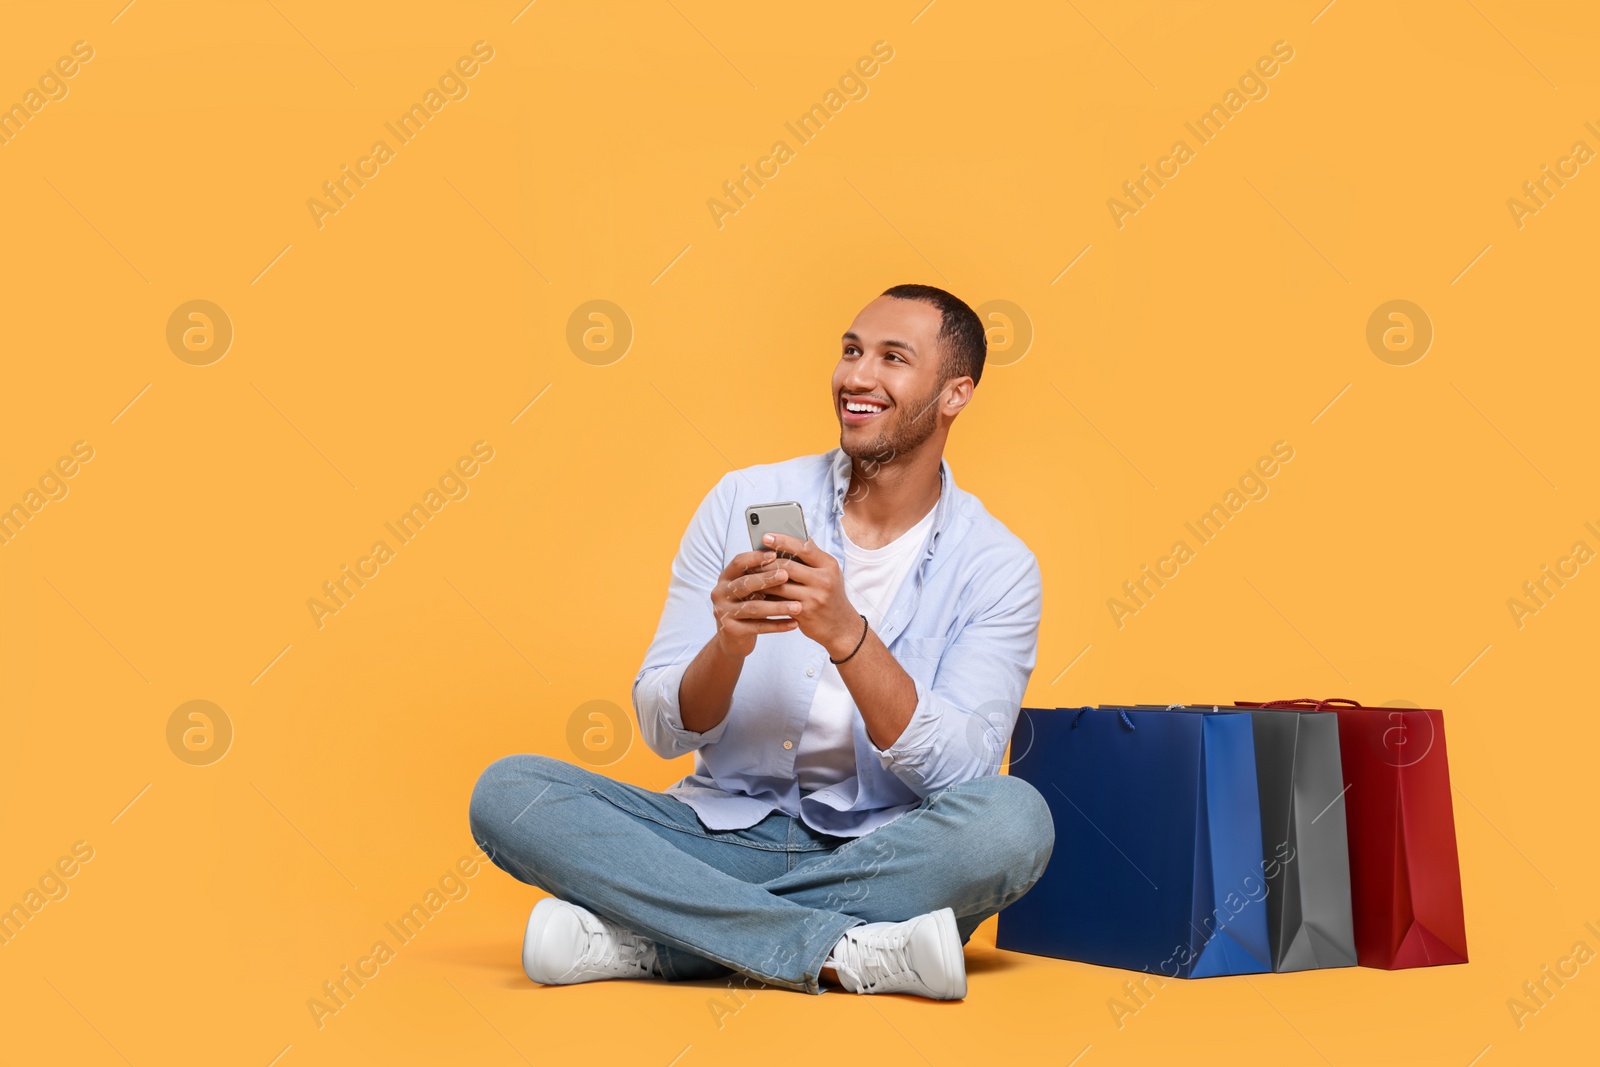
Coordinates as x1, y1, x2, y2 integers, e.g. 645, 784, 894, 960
880, 283, 987, 389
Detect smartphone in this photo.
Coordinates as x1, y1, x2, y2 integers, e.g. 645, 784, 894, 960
745, 501, 808, 560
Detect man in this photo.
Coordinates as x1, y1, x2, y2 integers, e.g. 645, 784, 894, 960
469, 283, 1052, 999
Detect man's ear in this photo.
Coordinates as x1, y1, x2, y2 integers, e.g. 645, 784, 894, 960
941, 376, 974, 417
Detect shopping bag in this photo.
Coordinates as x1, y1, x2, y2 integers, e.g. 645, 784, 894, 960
1235, 698, 1468, 969
996, 706, 1272, 977
1117, 704, 1358, 971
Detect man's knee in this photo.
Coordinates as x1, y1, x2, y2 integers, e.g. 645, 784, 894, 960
468, 753, 575, 847
942, 774, 1055, 873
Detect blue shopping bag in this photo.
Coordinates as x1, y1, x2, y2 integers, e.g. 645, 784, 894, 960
996, 706, 1273, 977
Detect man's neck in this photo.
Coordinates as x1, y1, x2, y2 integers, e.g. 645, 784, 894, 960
840, 446, 943, 550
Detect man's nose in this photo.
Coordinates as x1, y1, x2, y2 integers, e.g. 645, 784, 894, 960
841, 359, 877, 393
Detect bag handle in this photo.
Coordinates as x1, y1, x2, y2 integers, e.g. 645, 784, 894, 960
1239, 697, 1365, 710
1070, 706, 1136, 731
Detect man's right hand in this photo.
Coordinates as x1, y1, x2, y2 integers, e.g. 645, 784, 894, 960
711, 550, 802, 660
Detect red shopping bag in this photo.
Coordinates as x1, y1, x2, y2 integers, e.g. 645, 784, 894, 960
1234, 698, 1468, 969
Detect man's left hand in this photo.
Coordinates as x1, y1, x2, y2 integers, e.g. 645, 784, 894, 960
755, 532, 861, 660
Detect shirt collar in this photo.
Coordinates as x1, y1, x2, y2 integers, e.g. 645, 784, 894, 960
826, 448, 955, 562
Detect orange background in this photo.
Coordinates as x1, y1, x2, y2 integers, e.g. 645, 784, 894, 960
1, 1, 1595, 1064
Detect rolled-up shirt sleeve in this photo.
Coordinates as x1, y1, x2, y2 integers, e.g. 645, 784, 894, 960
632, 473, 735, 758
869, 546, 1042, 796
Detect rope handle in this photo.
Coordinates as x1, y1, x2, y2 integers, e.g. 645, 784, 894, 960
1070, 706, 1136, 731
1239, 697, 1365, 710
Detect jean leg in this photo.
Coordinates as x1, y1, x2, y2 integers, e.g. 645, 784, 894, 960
764, 774, 1056, 944
468, 754, 859, 993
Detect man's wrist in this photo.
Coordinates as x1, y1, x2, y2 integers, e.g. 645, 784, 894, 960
710, 627, 749, 663
825, 613, 868, 663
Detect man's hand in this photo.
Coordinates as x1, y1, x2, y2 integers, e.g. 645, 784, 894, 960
710, 550, 802, 660
755, 532, 862, 660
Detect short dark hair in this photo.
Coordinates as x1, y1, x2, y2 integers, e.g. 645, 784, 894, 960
880, 283, 986, 389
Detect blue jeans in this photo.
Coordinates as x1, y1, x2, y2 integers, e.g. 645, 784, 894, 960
468, 755, 1055, 994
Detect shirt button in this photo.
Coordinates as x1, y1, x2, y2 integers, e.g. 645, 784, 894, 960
806, 667, 816, 678
782, 740, 794, 750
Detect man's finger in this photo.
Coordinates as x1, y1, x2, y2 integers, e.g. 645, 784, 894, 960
727, 599, 802, 619
720, 550, 778, 581
754, 558, 818, 589
725, 568, 790, 600
756, 531, 829, 567
722, 617, 799, 635
759, 580, 805, 601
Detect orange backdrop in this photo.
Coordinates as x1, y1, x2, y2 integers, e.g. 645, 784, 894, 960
1, 1, 1594, 1064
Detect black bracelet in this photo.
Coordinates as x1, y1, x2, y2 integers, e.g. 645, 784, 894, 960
829, 613, 869, 665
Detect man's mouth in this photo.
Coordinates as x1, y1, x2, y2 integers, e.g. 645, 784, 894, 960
841, 395, 889, 425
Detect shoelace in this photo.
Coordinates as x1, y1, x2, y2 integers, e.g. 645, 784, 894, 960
579, 910, 654, 975
834, 927, 914, 991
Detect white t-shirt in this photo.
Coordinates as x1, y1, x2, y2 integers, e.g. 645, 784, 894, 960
794, 502, 938, 793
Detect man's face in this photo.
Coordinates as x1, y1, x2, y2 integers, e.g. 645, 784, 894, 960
833, 296, 948, 461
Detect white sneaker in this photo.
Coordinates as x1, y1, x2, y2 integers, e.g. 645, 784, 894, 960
521, 897, 659, 985
827, 907, 967, 1000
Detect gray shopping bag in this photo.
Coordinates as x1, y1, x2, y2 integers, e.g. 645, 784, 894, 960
1244, 706, 1358, 971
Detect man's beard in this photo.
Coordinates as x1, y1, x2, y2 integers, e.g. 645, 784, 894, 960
840, 380, 942, 463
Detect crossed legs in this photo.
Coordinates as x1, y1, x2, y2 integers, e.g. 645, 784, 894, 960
468, 754, 1054, 994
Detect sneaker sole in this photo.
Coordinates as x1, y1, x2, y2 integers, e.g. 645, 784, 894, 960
522, 897, 570, 984
928, 907, 967, 1000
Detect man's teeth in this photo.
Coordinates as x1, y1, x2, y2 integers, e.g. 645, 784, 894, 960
846, 399, 886, 414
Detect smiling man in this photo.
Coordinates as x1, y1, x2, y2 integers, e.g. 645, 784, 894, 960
469, 283, 1051, 999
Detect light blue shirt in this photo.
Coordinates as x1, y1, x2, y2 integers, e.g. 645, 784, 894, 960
632, 448, 1043, 838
